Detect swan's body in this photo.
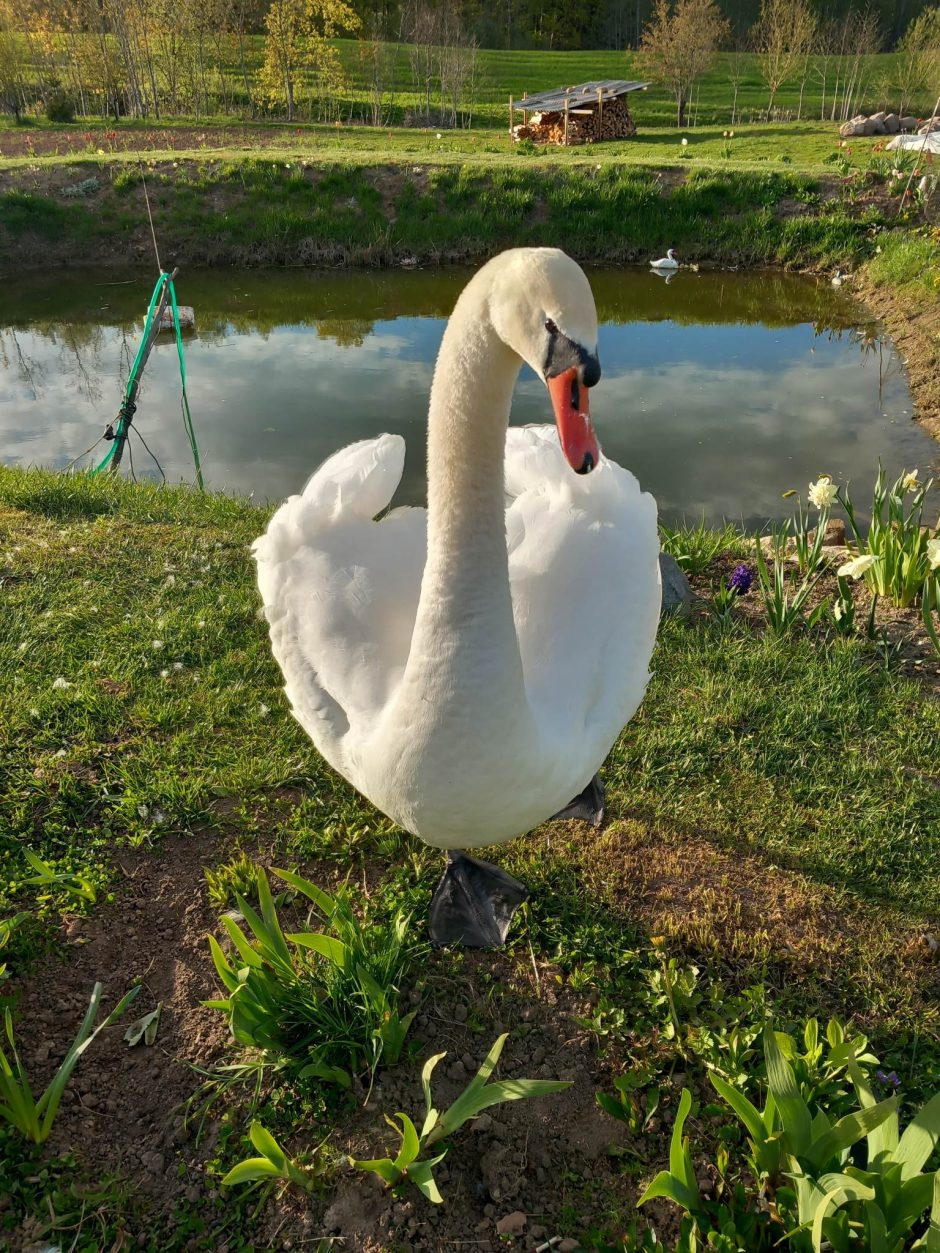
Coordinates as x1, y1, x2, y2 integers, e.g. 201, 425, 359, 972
650, 248, 679, 270
254, 249, 660, 936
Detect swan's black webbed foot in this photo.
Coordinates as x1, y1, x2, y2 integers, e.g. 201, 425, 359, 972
550, 772, 605, 828
428, 851, 528, 948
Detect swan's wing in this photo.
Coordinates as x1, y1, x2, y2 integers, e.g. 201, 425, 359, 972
505, 425, 661, 764
253, 435, 426, 776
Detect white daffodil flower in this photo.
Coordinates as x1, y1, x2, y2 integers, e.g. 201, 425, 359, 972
838, 554, 877, 579
927, 536, 940, 570
901, 469, 920, 492
808, 476, 838, 509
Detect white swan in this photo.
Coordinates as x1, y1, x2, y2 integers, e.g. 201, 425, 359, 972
650, 248, 679, 270
254, 248, 661, 945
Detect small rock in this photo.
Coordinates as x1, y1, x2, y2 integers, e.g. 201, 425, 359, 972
659, 552, 693, 617
531, 1046, 546, 1065
461, 1052, 476, 1072
530, 1224, 547, 1239
559, 1240, 581, 1253
473, 1113, 493, 1132
453, 1003, 468, 1023
185, 1185, 200, 1204
447, 1060, 467, 1082
495, 1211, 526, 1236
483, 1203, 496, 1218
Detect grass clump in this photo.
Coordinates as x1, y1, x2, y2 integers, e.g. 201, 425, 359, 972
206, 867, 421, 1091
866, 230, 940, 293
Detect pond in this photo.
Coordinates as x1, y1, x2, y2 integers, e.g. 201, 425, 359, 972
2, 265, 936, 526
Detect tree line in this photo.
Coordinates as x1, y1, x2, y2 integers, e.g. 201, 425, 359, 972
1, 0, 938, 123
638, 0, 940, 126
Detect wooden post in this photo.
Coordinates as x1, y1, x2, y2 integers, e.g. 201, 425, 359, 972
597, 87, 603, 137
509, 94, 513, 137
522, 90, 527, 126
563, 93, 570, 146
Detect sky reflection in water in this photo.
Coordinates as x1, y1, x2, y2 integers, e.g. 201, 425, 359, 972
2, 266, 936, 526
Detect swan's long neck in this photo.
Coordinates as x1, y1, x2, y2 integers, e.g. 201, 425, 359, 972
403, 281, 526, 705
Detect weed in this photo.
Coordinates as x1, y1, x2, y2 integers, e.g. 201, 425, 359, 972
206, 867, 420, 1090
0, 983, 140, 1144
349, 1033, 570, 1202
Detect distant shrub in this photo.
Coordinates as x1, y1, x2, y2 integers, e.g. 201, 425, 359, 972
45, 92, 75, 123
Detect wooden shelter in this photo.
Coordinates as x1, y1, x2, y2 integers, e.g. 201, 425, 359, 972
510, 80, 649, 147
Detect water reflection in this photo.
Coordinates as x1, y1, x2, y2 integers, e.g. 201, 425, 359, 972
2, 266, 936, 526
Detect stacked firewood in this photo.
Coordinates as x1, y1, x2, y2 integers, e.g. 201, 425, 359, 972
513, 95, 637, 146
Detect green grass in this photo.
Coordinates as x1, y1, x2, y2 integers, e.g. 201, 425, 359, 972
2, 465, 939, 1245
0, 157, 886, 270
866, 226, 940, 293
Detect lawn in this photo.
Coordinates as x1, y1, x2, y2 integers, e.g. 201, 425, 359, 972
1, 466, 938, 1250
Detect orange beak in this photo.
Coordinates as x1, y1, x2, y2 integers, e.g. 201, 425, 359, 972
547, 367, 600, 475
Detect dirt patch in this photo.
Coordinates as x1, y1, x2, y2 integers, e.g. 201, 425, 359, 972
5, 828, 661, 1251
855, 272, 940, 445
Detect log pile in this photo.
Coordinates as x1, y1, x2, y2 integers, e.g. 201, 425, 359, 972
513, 95, 637, 146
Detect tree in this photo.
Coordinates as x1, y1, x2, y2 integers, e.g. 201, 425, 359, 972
894, 5, 940, 115
754, 0, 817, 113
0, 1, 26, 119
259, 0, 359, 121
636, 0, 729, 127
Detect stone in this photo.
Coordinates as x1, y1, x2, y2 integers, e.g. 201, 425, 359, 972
453, 1002, 468, 1023
884, 113, 901, 134
901, 116, 918, 131
495, 1211, 526, 1236
559, 1241, 582, 1253
870, 110, 887, 123
659, 552, 693, 617
867, 118, 886, 135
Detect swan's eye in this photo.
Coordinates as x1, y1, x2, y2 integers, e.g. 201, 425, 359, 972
544, 318, 558, 336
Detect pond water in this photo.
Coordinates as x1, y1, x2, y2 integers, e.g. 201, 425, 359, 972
2, 266, 936, 526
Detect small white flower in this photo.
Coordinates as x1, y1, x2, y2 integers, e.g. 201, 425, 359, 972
29, 707, 39, 717
152, 639, 164, 650
52, 677, 71, 690
163, 574, 176, 587
838, 553, 877, 579
53, 748, 67, 759
681, 137, 688, 146
153, 808, 167, 825
259, 703, 270, 717
808, 475, 838, 509
160, 668, 169, 678
138, 804, 149, 819
172, 661, 184, 671
901, 468, 919, 492
436, 132, 442, 140
17, 641, 27, 652
927, 536, 940, 569
197, 619, 206, 628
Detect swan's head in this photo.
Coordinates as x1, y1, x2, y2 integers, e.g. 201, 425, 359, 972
487, 248, 601, 476
667, 249, 677, 260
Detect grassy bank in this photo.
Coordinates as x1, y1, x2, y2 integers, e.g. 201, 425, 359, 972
1, 467, 938, 1250
0, 156, 885, 272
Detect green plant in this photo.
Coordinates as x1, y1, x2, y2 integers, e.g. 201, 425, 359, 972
45, 91, 75, 123
840, 466, 937, 608
754, 530, 827, 636
221, 1119, 321, 1190
924, 573, 940, 657
660, 519, 739, 576
205, 867, 419, 1089
0, 913, 26, 980
19, 849, 97, 904
349, 1033, 570, 1203
205, 852, 269, 909
0, 982, 140, 1144
597, 1067, 660, 1136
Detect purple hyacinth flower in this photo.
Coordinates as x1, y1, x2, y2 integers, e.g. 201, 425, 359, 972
876, 1069, 901, 1089
727, 564, 754, 595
